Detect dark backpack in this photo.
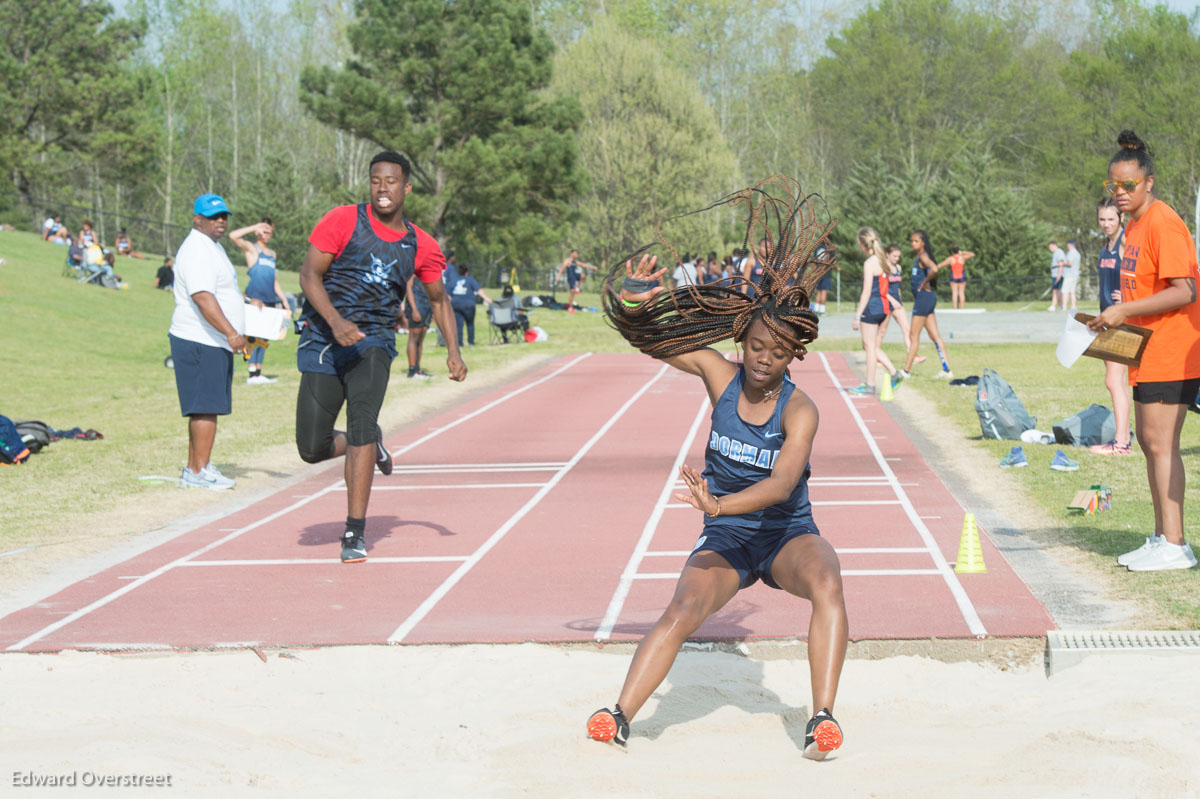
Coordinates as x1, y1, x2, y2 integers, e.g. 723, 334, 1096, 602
974, 368, 1037, 440
15, 420, 52, 454
0, 414, 31, 464
1053, 404, 1117, 448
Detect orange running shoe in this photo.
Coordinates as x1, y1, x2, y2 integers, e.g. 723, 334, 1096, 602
803, 709, 843, 761
586, 705, 629, 747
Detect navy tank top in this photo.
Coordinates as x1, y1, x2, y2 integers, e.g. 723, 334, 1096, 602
1098, 231, 1124, 311
245, 245, 278, 302
702, 369, 813, 535
911, 254, 934, 295
299, 203, 416, 344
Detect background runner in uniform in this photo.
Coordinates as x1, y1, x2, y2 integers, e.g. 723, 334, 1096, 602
295, 151, 467, 564
1090, 197, 1132, 456
878, 243, 913, 348
555, 249, 598, 312
849, 227, 902, 396
588, 180, 847, 760
232, 217, 291, 384
938, 246, 975, 309
1088, 130, 1200, 572
900, 230, 953, 379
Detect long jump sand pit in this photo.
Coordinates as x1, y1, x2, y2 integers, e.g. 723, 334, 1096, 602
1, 642, 1195, 797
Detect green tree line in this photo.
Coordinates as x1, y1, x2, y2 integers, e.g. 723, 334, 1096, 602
3, 0, 1198, 296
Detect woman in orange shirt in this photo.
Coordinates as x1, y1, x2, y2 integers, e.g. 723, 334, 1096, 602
1088, 130, 1200, 572
937, 247, 975, 309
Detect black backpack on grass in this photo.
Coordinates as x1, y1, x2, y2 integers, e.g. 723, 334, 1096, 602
974, 369, 1037, 440
15, 420, 52, 454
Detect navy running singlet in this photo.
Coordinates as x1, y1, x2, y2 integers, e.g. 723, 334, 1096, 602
702, 369, 813, 535
299, 204, 416, 345
245, 245, 278, 303
1098, 231, 1124, 311
910, 254, 931, 295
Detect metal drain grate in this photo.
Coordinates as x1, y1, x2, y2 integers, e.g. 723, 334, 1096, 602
1046, 630, 1200, 674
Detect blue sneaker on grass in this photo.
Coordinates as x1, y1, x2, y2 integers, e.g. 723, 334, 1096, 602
999, 446, 1027, 468
1050, 449, 1079, 471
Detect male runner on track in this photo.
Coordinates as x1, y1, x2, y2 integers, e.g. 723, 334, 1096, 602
295, 151, 467, 563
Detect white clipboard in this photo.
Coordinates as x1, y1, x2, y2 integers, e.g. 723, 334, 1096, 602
243, 304, 289, 340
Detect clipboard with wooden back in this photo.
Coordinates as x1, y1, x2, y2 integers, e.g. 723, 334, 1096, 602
1073, 313, 1153, 367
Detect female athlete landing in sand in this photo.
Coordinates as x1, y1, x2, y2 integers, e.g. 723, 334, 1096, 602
587, 178, 848, 760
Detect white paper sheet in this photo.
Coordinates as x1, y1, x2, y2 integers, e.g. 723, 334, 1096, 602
1056, 313, 1097, 368
243, 305, 289, 340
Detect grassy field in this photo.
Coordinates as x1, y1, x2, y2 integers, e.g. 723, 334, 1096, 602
2, 229, 1197, 626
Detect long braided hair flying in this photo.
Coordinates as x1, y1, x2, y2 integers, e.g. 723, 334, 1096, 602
602, 176, 838, 360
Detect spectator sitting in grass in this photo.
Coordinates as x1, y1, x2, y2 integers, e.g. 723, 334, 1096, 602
51, 226, 71, 245
155, 256, 175, 290
42, 212, 68, 241
114, 228, 146, 259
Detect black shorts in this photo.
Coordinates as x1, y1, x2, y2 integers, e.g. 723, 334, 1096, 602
691, 523, 819, 590
1132, 377, 1200, 405
404, 287, 433, 329
860, 311, 887, 325
912, 289, 937, 317
169, 334, 233, 416
295, 346, 392, 461
817, 273, 833, 292
1052, 277, 1063, 290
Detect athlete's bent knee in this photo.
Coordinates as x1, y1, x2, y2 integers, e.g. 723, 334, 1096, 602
296, 433, 336, 464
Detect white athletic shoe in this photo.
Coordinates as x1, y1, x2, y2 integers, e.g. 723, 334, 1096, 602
180, 463, 235, 490
1116, 535, 1162, 566
1126, 540, 1197, 572
246, 374, 277, 385
933, 369, 953, 380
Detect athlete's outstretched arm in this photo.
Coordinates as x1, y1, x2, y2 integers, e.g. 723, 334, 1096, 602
421, 276, 468, 381
676, 395, 818, 516
299, 244, 364, 346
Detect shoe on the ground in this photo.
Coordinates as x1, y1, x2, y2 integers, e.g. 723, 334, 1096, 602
406, 365, 432, 379
999, 446, 1028, 468
933, 369, 953, 379
181, 463, 235, 490
846, 383, 874, 396
891, 371, 906, 389
1047, 305, 1057, 312
586, 705, 629, 747
1117, 535, 1163, 566
1050, 449, 1079, 471
1126, 540, 1198, 572
375, 425, 393, 476
803, 708, 843, 761
895, 369, 910, 381
1089, 439, 1133, 456
341, 531, 367, 563
246, 374, 277, 385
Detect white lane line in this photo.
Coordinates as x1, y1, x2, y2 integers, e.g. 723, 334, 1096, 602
392, 462, 567, 470
388, 364, 672, 643
345, 483, 548, 491
811, 476, 889, 482
812, 500, 902, 506
178, 556, 469, 566
644, 550, 693, 557
595, 395, 710, 641
6, 484, 342, 651
8, 356, 598, 652
388, 465, 564, 474
818, 352, 986, 637
388, 355, 592, 457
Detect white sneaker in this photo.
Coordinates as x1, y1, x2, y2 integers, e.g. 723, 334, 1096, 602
896, 369, 910, 380
1116, 535, 1162, 566
933, 369, 953, 380
1126, 540, 1197, 571
246, 374, 277, 385
180, 463, 235, 490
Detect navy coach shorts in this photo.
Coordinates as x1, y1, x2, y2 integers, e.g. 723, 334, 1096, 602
169, 334, 233, 416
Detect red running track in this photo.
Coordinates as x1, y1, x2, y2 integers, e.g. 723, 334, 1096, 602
0, 352, 1052, 652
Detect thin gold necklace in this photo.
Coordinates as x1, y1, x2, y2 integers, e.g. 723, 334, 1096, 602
761, 383, 782, 401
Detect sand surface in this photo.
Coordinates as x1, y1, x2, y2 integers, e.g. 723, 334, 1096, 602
2, 644, 1197, 797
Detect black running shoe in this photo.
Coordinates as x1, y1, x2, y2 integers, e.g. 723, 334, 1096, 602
340, 531, 367, 563
375, 425, 393, 476
803, 708, 843, 760
586, 705, 629, 747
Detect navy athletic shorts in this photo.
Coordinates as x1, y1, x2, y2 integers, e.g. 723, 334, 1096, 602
860, 311, 887, 325
691, 524, 820, 590
1052, 277, 1063, 291
817, 273, 833, 292
912, 289, 937, 317
169, 334, 233, 416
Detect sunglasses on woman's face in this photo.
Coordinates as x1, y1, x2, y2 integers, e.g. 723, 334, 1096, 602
1102, 178, 1145, 195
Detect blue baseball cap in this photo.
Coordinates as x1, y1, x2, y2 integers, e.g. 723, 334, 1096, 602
193, 193, 231, 217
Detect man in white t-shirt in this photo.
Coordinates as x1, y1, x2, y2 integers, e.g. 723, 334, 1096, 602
672, 259, 698, 288
168, 193, 247, 490
1048, 241, 1068, 312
